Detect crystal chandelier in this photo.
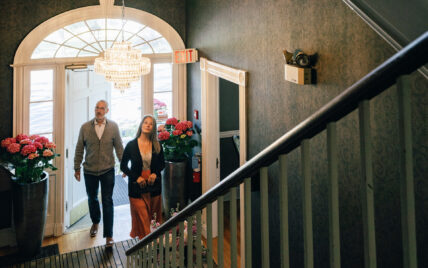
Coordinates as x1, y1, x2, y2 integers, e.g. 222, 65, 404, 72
94, 0, 151, 91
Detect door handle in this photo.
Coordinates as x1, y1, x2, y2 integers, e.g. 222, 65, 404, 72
216, 158, 219, 169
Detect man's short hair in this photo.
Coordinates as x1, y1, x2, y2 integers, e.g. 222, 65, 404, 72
96, 100, 109, 109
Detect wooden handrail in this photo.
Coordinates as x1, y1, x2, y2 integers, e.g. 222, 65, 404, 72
126, 31, 428, 256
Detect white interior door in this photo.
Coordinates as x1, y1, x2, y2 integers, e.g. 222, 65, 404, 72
65, 66, 111, 227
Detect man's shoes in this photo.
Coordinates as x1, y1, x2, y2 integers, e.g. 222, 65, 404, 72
106, 237, 114, 248
90, 224, 98, 237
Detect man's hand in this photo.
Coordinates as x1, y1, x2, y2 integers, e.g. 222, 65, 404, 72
74, 171, 81, 182
148, 173, 156, 185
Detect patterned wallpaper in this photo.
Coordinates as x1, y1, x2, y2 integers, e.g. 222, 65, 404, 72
186, 0, 427, 267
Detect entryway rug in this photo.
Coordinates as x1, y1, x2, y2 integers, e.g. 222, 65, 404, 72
0, 243, 59, 267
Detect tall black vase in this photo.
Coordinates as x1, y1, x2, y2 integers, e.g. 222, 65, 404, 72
11, 172, 49, 257
161, 160, 188, 218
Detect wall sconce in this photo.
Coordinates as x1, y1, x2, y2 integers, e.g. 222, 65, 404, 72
283, 49, 317, 85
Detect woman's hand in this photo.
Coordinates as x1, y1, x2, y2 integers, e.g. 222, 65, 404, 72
137, 176, 147, 188
148, 173, 157, 185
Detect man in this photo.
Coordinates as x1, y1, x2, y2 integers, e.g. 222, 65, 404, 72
74, 100, 123, 247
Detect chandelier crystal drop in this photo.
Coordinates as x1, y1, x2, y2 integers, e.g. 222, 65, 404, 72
94, 0, 151, 91
94, 41, 151, 91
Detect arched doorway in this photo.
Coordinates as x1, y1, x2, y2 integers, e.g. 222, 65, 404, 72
12, 0, 186, 237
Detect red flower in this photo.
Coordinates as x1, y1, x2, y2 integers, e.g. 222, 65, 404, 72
186, 121, 193, 128
28, 153, 39, 160
21, 144, 37, 156
166, 117, 178, 126
45, 142, 56, 149
29, 135, 40, 140
175, 122, 188, 131
1, 137, 16, 148
20, 139, 32, 145
158, 131, 170, 141
35, 136, 49, 145
15, 134, 29, 142
186, 131, 193, 137
33, 142, 43, 150
43, 149, 54, 157
173, 130, 183, 136
7, 143, 21, 154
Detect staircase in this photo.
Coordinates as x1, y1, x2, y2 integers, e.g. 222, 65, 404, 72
126, 32, 428, 267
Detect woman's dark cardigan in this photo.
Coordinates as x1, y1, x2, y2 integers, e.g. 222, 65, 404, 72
120, 138, 165, 198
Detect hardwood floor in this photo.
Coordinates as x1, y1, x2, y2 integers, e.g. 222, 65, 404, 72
0, 201, 242, 268
0, 204, 133, 257
43, 204, 133, 254
203, 199, 241, 268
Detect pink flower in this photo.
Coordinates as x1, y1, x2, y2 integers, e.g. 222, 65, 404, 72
15, 134, 29, 142
33, 142, 43, 150
173, 130, 183, 136
1, 137, 16, 148
43, 149, 54, 157
186, 131, 193, 137
166, 117, 178, 126
175, 122, 188, 131
20, 139, 32, 145
158, 131, 170, 141
21, 144, 37, 156
28, 153, 39, 160
29, 135, 40, 140
7, 143, 21, 154
35, 136, 49, 145
186, 121, 193, 128
45, 142, 56, 149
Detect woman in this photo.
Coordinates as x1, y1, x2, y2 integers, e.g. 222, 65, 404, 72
120, 115, 165, 239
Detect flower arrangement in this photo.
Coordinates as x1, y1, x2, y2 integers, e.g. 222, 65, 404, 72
157, 117, 198, 161
0, 134, 60, 183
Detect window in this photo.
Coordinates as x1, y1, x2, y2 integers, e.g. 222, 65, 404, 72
153, 63, 172, 125
29, 70, 54, 141
111, 81, 141, 147
32, 19, 172, 59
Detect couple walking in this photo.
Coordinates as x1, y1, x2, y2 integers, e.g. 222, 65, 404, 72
74, 100, 164, 247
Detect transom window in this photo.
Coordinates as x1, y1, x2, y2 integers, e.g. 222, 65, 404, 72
32, 19, 172, 59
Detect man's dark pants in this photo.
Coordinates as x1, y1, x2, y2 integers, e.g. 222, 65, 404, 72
84, 169, 115, 238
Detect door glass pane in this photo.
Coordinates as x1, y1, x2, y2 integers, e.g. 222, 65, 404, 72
30, 70, 53, 101
111, 82, 141, 148
30, 102, 53, 134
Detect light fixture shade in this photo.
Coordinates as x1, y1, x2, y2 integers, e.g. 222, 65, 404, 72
94, 41, 151, 90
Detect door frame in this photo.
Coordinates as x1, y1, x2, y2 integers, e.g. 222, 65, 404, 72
200, 57, 247, 267
11, 1, 187, 242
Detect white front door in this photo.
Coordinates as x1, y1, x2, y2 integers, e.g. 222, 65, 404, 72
65, 66, 111, 227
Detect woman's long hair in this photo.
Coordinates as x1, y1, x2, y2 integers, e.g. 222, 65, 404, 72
136, 115, 161, 154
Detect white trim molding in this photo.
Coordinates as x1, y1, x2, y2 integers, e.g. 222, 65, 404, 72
200, 57, 247, 267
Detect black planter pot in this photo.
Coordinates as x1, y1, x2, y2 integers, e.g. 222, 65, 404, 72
11, 172, 49, 257
161, 160, 188, 218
